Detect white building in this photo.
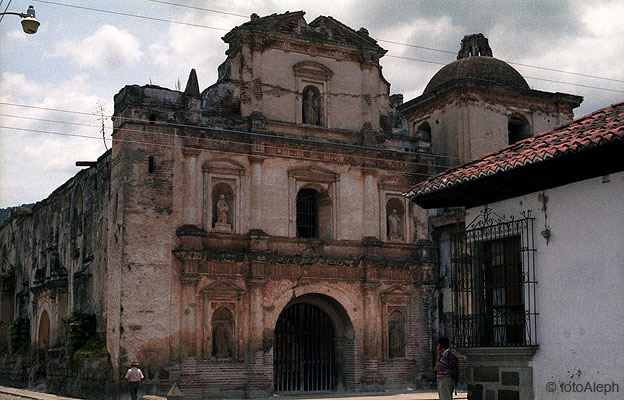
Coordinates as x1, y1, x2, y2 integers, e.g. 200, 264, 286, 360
407, 101, 624, 400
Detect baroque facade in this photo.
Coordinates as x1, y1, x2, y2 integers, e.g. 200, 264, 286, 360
0, 12, 583, 400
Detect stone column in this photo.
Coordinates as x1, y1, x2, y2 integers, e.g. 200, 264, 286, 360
362, 168, 378, 238
182, 148, 201, 225
361, 272, 385, 388
249, 155, 265, 231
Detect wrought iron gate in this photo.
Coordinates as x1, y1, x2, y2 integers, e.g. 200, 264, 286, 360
274, 303, 336, 392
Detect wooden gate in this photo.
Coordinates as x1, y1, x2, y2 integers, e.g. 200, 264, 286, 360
274, 302, 336, 392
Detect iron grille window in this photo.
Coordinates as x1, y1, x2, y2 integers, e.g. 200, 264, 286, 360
296, 189, 318, 238
451, 208, 537, 348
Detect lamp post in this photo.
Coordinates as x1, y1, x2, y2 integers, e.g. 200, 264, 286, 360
0, 5, 40, 34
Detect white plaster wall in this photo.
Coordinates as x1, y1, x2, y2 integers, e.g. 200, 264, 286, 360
466, 171, 624, 399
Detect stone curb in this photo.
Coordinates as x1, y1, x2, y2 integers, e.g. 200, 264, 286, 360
0, 386, 84, 400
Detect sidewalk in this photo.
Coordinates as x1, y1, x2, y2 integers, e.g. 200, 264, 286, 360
0, 385, 467, 400
0, 386, 83, 400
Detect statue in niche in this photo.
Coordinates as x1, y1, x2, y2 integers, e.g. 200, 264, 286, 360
388, 208, 401, 240
303, 88, 320, 126
216, 194, 229, 224
389, 323, 404, 358
212, 324, 232, 359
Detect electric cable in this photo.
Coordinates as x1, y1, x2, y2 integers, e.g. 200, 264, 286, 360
0, 112, 458, 170
0, 124, 439, 179
0, 101, 469, 163
30, 0, 624, 86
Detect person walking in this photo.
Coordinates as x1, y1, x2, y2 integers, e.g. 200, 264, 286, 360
434, 337, 457, 400
123, 360, 144, 400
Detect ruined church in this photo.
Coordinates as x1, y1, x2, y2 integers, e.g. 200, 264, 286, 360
0, 12, 580, 399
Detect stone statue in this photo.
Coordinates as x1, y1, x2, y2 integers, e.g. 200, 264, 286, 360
389, 324, 403, 358
216, 194, 229, 224
303, 89, 319, 125
388, 209, 401, 239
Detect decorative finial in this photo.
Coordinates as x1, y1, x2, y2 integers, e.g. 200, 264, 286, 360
457, 33, 493, 59
184, 69, 200, 98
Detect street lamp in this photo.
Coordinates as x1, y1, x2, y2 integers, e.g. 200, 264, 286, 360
0, 5, 40, 34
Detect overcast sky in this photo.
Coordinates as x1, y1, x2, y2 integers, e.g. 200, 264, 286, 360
1, 0, 623, 207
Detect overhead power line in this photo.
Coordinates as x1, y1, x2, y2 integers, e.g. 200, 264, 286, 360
0, 110, 464, 169
32, 0, 624, 86
0, 124, 440, 179
32, 0, 229, 31
145, 0, 248, 18
0, 101, 468, 163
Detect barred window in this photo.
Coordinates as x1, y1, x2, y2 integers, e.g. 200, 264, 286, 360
296, 188, 318, 238
451, 208, 537, 348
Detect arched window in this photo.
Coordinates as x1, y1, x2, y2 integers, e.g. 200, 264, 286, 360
211, 307, 234, 359
296, 187, 332, 239
296, 188, 318, 238
508, 114, 531, 145
415, 121, 432, 141
302, 85, 322, 126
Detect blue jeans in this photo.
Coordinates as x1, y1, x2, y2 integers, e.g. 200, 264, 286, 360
128, 381, 140, 400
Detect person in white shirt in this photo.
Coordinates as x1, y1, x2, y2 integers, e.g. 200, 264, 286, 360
123, 360, 144, 400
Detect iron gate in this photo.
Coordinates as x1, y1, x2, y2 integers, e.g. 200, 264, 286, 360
274, 302, 336, 392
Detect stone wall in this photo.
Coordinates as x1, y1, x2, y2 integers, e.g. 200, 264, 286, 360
462, 348, 535, 400
0, 349, 115, 399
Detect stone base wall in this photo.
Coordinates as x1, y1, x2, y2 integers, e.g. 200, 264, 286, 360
0, 350, 115, 399
462, 347, 536, 400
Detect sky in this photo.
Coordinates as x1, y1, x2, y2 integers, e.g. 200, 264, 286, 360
0, 0, 623, 207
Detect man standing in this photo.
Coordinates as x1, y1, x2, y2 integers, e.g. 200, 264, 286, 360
123, 360, 144, 400
434, 337, 457, 400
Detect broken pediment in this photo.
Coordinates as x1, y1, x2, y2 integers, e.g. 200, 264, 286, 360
379, 175, 410, 191
381, 285, 412, 305
309, 16, 386, 55
293, 61, 334, 81
223, 11, 308, 42
201, 279, 244, 300
222, 11, 386, 56
288, 166, 339, 183
203, 158, 246, 176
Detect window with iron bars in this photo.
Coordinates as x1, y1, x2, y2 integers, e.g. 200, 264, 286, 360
451, 208, 537, 348
296, 188, 318, 239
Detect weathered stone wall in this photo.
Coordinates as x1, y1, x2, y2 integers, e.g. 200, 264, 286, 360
401, 86, 581, 167
0, 151, 110, 352
0, 350, 114, 399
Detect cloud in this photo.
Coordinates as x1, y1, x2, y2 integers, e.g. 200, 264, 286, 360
55, 24, 143, 70
0, 72, 109, 207
146, 12, 234, 89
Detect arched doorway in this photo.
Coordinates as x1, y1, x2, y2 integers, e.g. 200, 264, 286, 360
38, 310, 50, 348
274, 299, 339, 392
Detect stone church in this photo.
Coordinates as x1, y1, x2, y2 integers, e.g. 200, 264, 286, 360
0, 12, 580, 399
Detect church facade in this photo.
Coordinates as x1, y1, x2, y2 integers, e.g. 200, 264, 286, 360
0, 12, 583, 400
2, 12, 436, 398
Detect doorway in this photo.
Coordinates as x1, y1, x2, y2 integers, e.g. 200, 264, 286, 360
273, 302, 336, 392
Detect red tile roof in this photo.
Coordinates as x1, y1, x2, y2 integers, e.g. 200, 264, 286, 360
406, 101, 624, 199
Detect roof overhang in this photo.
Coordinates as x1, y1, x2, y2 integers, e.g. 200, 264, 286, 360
411, 139, 624, 209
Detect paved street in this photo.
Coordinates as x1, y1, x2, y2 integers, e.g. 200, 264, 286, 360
0, 385, 467, 400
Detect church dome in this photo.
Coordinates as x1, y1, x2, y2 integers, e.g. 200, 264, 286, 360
423, 33, 530, 94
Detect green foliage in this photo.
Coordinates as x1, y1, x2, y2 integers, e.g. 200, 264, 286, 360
73, 335, 108, 358
8, 317, 30, 356
63, 309, 97, 357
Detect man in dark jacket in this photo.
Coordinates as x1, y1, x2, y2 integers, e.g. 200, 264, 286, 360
434, 337, 457, 400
